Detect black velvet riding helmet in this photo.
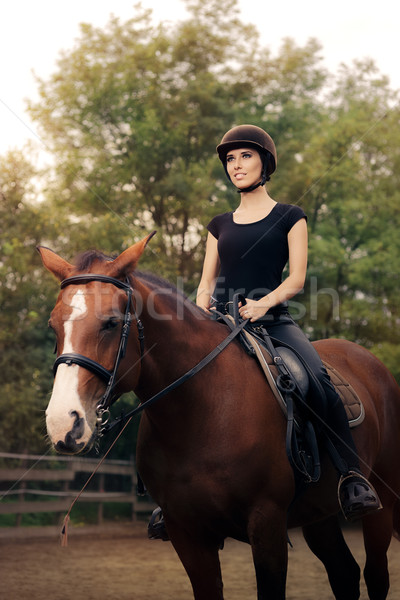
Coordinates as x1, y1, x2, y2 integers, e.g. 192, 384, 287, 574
216, 124, 277, 192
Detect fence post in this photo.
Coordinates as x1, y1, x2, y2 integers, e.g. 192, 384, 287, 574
16, 453, 28, 527
97, 473, 105, 525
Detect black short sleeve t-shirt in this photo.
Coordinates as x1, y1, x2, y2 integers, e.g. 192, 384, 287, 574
207, 202, 307, 313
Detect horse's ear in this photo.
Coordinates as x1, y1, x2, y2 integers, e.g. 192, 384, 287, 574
109, 231, 156, 278
37, 246, 74, 282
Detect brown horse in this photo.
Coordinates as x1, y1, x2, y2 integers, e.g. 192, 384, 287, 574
38, 234, 400, 600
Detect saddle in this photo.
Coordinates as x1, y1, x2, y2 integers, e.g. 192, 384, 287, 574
242, 328, 364, 430
215, 298, 364, 484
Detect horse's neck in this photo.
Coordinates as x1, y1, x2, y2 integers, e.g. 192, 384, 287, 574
134, 278, 221, 401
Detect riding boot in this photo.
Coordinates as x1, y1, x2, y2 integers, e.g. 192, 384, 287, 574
324, 393, 382, 521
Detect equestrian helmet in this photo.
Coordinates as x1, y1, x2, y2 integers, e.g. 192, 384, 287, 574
216, 124, 277, 177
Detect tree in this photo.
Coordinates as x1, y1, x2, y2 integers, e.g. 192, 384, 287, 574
0, 149, 61, 452
28, 0, 329, 291
286, 60, 400, 370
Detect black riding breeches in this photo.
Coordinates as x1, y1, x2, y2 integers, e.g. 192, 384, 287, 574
256, 314, 360, 472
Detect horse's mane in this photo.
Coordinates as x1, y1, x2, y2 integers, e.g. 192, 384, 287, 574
73, 250, 113, 271
72, 249, 202, 315
135, 270, 184, 296
135, 271, 209, 320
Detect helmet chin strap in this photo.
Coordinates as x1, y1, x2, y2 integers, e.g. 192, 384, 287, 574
236, 179, 264, 194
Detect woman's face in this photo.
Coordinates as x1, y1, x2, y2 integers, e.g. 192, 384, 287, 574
225, 147, 263, 189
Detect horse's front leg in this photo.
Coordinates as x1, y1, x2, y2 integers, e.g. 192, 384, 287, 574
247, 503, 289, 600
165, 518, 224, 600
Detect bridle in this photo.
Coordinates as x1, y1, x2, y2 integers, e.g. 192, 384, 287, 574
52, 275, 250, 447
53, 274, 144, 431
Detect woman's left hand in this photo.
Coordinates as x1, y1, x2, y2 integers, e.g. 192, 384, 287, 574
239, 298, 269, 322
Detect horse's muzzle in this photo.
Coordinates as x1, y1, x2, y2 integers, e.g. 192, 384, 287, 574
54, 410, 86, 454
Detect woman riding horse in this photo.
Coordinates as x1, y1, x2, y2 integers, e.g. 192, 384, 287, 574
38, 229, 400, 599
38, 125, 400, 600
196, 124, 381, 521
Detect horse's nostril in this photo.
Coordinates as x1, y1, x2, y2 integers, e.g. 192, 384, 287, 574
55, 436, 85, 454
55, 411, 85, 454
69, 410, 85, 435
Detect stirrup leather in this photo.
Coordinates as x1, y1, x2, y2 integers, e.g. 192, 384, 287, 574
338, 471, 382, 522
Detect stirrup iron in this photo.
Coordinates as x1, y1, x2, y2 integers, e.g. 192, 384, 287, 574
338, 471, 382, 522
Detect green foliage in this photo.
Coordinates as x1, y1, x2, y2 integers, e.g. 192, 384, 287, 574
28, 2, 245, 287
0, 149, 61, 453
28, 0, 330, 291
291, 64, 400, 350
0, 0, 399, 456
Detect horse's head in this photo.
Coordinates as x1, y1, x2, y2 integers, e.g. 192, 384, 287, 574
38, 233, 155, 454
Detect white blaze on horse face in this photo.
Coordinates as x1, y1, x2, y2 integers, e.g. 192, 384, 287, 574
46, 289, 92, 450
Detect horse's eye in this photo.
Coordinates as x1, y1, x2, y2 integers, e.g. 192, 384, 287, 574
102, 318, 119, 331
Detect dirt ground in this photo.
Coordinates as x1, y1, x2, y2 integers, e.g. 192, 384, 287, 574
1, 522, 399, 599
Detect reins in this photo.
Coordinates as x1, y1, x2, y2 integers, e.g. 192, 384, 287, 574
53, 273, 250, 439
60, 414, 134, 547
101, 315, 249, 436
56, 281, 249, 545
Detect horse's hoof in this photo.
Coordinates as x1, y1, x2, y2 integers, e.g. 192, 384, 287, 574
148, 507, 171, 541
338, 471, 383, 522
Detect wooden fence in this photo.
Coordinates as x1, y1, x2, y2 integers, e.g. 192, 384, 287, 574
0, 452, 155, 527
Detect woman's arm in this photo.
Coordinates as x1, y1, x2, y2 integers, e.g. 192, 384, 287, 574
196, 232, 220, 311
239, 218, 308, 321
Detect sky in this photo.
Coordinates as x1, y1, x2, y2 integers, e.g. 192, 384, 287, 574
0, 0, 399, 159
